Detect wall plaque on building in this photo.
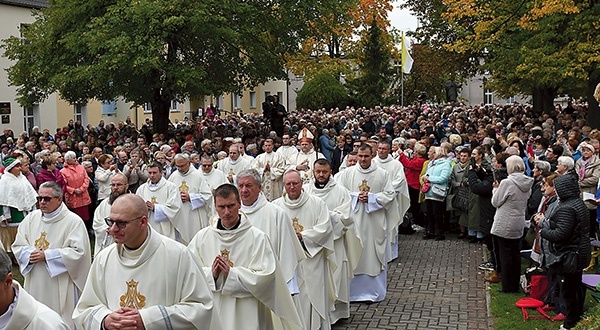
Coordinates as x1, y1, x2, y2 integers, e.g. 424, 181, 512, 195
1, 115, 9, 124
0, 102, 10, 115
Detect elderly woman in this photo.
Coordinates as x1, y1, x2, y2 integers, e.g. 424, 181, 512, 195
20, 158, 37, 190
95, 154, 117, 202
153, 151, 173, 179
575, 142, 600, 238
36, 156, 67, 193
491, 155, 533, 293
536, 174, 590, 330
422, 146, 452, 240
399, 142, 428, 228
60, 151, 92, 224
123, 149, 148, 193
0, 158, 37, 251
556, 155, 575, 176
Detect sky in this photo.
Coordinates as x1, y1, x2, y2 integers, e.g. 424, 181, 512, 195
389, 1, 418, 34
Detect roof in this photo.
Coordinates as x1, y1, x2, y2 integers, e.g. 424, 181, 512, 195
0, 0, 49, 9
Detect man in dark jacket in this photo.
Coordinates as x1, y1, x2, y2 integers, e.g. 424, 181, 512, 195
537, 174, 591, 330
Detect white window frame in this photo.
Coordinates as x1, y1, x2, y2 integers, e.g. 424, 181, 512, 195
249, 91, 256, 108
23, 106, 37, 135
171, 99, 180, 112
143, 103, 152, 114
74, 104, 87, 125
484, 89, 494, 105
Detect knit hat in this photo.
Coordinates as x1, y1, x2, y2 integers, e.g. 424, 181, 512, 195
3, 157, 20, 171
580, 141, 595, 154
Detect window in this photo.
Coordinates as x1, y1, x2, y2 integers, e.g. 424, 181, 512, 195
249, 91, 256, 108
20, 24, 31, 45
264, 91, 271, 102
74, 104, 87, 125
23, 105, 40, 134
171, 99, 179, 112
233, 94, 242, 109
277, 92, 283, 102
484, 89, 493, 105
101, 100, 117, 115
143, 103, 152, 113
507, 96, 516, 104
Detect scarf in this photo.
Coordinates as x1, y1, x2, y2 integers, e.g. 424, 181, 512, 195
0, 171, 37, 211
578, 155, 597, 181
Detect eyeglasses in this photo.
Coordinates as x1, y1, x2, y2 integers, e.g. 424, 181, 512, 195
105, 216, 142, 229
36, 196, 58, 202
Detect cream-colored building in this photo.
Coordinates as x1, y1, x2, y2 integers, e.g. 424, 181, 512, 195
1, 0, 297, 134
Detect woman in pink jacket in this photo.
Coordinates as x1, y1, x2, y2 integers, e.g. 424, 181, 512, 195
60, 151, 92, 224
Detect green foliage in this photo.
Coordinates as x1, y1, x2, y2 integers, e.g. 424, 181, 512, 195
1, 0, 347, 133
347, 19, 393, 107
296, 72, 348, 110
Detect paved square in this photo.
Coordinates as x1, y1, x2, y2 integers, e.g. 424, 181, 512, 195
333, 234, 491, 330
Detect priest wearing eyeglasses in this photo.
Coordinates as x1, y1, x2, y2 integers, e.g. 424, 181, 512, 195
11, 181, 92, 329
74, 193, 215, 330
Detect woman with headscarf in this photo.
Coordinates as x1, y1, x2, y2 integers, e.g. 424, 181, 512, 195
574, 142, 600, 238
0, 157, 37, 251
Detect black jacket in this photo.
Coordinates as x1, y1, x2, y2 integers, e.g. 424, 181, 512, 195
541, 174, 591, 271
527, 177, 544, 218
468, 165, 495, 234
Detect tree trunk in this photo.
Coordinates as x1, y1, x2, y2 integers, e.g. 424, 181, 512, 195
531, 87, 557, 114
587, 74, 600, 129
151, 90, 170, 134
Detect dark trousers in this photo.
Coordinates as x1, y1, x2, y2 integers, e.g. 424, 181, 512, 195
485, 234, 498, 268
497, 236, 521, 292
547, 270, 585, 328
426, 199, 445, 237
408, 187, 425, 227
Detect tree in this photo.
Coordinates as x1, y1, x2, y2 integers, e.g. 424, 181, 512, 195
286, 0, 393, 81
441, 0, 600, 120
2, 0, 347, 133
347, 18, 393, 107
404, 0, 600, 127
296, 72, 348, 110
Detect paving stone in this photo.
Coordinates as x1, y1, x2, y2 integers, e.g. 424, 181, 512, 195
332, 233, 491, 330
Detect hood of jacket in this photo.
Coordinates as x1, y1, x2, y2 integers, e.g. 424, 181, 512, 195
554, 174, 581, 201
507, 172, 533, 193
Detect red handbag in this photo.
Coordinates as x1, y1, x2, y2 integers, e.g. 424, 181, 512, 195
421, 182, 431, 193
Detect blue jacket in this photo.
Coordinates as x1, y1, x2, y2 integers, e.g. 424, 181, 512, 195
424, 157, 452, 201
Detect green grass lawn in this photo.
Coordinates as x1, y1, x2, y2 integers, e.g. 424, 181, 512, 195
488, 256, 600, 330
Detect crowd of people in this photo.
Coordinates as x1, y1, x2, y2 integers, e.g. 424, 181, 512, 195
0, 97, 598, 329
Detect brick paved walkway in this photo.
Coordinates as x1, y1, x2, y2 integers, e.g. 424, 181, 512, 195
333, 232, 492, 330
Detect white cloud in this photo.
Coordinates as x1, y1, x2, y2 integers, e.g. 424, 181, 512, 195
389, 1, 418, 33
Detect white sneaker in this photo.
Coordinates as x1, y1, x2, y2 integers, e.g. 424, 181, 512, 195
412, 224, 425, 232
559, 324, 569, 330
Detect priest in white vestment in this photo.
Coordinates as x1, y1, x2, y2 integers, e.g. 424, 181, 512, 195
0, 249, 70, 329
336, 144, 398, 302
237, 141, 256, 167
289, 128, 325, 184
276, 134, 299, 165
273, 170, 336, 330
373, 141, 411, 261
169, 154, 213, 244
135, 162, 182, 241
236, 169, 305, 296
304, 159, 363, 324
188, 184, 302, 330
200, 156, 228, 192
73, 194, 215, 330
92, 173, 130, 257
253, 139, 286, 201
217, 145, 252, 184
12, 182, 91, 329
